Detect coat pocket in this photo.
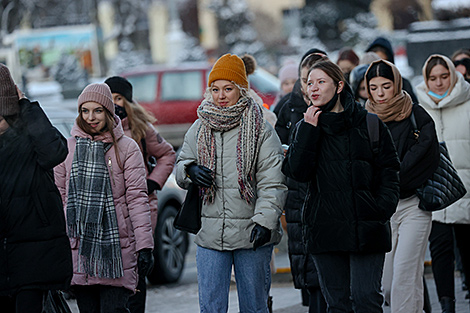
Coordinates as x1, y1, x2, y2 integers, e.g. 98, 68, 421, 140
357, 220, 391, 253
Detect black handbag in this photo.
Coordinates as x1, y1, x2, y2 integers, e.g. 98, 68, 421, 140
42, 290, 72, 313
173, 183, 202, 234
410, 112, 467, 211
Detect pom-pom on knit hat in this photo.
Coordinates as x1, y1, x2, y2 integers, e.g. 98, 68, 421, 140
77, 83, 114, 115
208, 54, 249, 88
0, 64, 20, 117
104, 76, 133, 103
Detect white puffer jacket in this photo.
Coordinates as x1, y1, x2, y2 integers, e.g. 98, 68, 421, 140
176, 119, 287, 251
417, 72, 470, 224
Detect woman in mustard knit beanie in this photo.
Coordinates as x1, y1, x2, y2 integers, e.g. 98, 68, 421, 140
176, 53, 287, 312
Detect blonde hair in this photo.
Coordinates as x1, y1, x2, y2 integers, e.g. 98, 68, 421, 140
122, 98, 157, 143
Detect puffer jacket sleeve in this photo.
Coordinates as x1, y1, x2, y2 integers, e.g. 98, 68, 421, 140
282, 120, 321, 182
176, 120, 200, 189
122, 138, 154, 251
145, 123, 176, 188
21, 99, 68, 169
252, 122, 287, 230
372, 120, 401, 220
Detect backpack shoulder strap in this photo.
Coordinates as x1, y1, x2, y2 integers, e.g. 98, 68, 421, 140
366, 113, 380, 155
409, 110, 420, 140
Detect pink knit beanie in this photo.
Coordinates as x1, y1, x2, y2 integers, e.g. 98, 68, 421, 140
77, 83, 114, 114
0, 64, 20, 116
278, 62, 298, 84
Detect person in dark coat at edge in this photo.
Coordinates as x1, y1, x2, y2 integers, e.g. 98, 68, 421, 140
366, 37, 418, 104
0, 63, 73, 312
282, 59, 400, 312
275, 51, 328, 312
273, 48, 327, 117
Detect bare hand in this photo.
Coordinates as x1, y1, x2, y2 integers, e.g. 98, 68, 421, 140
16, 85, 25, 99
303, 105, 322, 127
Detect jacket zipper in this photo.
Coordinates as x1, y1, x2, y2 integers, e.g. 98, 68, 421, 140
108, 157, 116, 186
220, 132, 226, 250
4, 238, 10, 286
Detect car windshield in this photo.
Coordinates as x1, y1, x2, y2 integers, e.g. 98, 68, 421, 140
249, 68, 279, 93
127, 74, 158, 102
161, 71, 203, 101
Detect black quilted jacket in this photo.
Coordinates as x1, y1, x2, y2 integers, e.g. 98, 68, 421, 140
282, 91, 400, 254
0, 99, 72, 296
385, 104, 440, 198
275, 80, 320, 288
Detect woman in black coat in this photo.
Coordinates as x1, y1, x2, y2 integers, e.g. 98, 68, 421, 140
275, 52, 327, 312
282, 59, 400, 312
0, 64, 72, 313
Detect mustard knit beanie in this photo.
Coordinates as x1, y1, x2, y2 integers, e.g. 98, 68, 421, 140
0, 64, 20, 116
208, 54, 249, 88
77, 83, 114, 114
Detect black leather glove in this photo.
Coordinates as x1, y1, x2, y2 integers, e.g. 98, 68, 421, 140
186, 163, 213, 188
147, 179, 160, 194
137, 248, 154, 276
250, 224, 271, 251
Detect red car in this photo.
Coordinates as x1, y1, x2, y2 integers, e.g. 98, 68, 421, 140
121, 62, 279, 148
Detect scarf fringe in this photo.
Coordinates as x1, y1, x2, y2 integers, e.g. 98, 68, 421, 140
78, 255, 124, 279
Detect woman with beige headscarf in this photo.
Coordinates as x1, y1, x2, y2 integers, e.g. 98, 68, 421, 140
365, 59, 440, 313
416, 54, 470, 312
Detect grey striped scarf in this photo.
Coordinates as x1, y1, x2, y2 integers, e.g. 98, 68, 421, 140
66, 137, 123, 279
196, 96, 264, 204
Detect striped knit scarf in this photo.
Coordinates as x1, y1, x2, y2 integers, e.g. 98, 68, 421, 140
66, 137, 123, 279
196, 96, 264, 204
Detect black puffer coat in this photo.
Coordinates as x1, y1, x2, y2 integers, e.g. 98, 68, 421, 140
275, 81, 320, 289
385, 104, 440, 198
0, 99, 72, 296
282, 91, 400, 254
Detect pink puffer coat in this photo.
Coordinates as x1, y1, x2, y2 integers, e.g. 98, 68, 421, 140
121, 118, 176, 230
54, 117, 154, 292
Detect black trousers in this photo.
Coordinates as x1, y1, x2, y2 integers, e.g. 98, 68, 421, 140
429, 221, 470, 299
73, 285, 132, 313
127, 272, 147, 313
0, 289, 45, 313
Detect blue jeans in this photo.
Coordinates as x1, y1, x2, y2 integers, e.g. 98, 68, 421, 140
196, 244, 273, 313
312, 252, 385, 313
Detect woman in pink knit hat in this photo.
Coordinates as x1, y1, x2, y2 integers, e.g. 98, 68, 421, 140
54, 83, 154, 313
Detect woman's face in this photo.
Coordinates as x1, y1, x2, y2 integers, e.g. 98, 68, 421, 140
80, 102, 107, 134
211, 80, 240, 107
427, 64, 451, 96
369, 76, 395, 104
0, 116, 9, 135
300, 66, 309, 95
281, 78, 296, 95
337, 59, 355, 75
307, 69, 340, 107
112, 93, 125, 107
358, 80, 368, 100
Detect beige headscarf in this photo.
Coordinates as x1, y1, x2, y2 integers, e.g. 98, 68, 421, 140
422, 54, 458, 104
365, 59, 413, 123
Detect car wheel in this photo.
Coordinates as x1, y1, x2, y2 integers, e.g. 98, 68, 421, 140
147, 204, 188, 284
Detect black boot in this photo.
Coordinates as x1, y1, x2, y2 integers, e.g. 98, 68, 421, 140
439, 297, 455, 313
